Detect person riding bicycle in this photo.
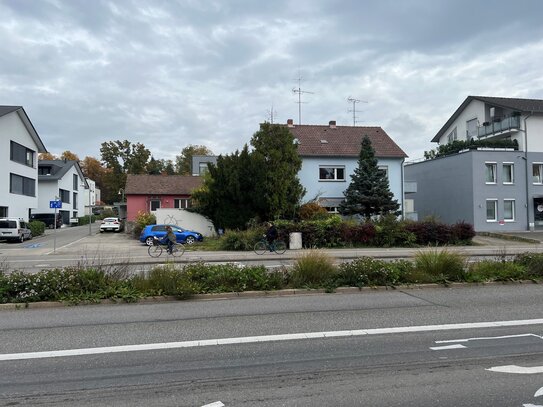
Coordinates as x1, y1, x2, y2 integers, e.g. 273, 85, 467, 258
264, 222, 278, 252
161, 226, 177, 254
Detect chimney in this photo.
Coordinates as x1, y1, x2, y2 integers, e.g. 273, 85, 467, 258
287, 119, 295, 128
329, 120, 337, 129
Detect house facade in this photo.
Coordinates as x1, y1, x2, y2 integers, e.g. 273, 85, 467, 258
405, 96, 543, 231
285, 120, 407, 214
0, 106, 47, 220
36, 160, 88, 224
124, 174, 202, 221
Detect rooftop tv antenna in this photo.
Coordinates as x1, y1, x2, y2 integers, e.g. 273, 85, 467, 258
293, 72, 314, 125
347, 97, 368, 126
266, 105, 277, 124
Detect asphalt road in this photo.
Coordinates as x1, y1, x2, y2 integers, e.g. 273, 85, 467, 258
2, 285, 543, 406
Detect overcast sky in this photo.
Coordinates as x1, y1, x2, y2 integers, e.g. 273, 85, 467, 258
2, 0, 543, 162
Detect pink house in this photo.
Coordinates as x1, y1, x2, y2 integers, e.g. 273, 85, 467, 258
125, 174, 203, 221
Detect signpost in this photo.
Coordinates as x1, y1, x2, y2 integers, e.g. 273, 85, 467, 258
49, 200, 62, 253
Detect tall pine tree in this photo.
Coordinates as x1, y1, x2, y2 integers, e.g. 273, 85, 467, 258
339, 136, 400, 220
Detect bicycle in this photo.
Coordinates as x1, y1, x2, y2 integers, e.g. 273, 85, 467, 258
147, 237, 185, 257
253, 238, 287, 255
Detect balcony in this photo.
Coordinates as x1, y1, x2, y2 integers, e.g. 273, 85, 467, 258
477, 115, 520, 138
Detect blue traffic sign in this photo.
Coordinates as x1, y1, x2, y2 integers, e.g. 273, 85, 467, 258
49, 200, 62, 209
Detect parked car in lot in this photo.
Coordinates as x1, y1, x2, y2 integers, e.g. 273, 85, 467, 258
0, 218, 32, 243
140, 224, 203, 246
30, 213, 63, 229
99, 217, 123, 233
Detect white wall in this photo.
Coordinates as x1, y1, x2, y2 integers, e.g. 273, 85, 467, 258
438, 100, 485, 145
0, 111, 40, 220
155, 208, 216, 237
526, 116, 543, 152
36, 166, 87, 221
299, 156, 404, 212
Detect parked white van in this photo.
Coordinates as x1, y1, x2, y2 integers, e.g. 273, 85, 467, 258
0, 218, 32, 243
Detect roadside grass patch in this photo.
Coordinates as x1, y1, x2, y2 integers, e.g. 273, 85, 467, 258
414, 248, 467, 282
289, 250, 336, 288
466, 261, 526, 283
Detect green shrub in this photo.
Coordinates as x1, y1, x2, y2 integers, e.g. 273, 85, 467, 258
133, 265, 194, 298
289, 250, 337, 288
220, 229, 263, 251
183, 262, 281, 292
337, 257, 405, 287
298, 202, 329, 220
414, 248, 466, 282
133, 211, 157, 238
374, 215, 416, 247
28, 221, 46, 237
513, 253, 543, 278
466, 260, 526, 282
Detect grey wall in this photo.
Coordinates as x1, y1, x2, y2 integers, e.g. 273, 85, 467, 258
405, 150, 529, 232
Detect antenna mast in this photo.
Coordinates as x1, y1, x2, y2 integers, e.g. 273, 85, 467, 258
293, 73, 314, 125
347, 97, 368, 126
266, 105, 277, 124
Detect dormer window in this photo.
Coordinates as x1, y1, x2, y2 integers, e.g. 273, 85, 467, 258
38, 166, 52, 175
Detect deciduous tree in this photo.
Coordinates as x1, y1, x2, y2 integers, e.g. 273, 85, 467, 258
175, 145, 213, 175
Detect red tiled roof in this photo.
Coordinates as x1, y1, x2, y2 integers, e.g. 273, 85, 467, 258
286, 124, 407, 158
125, 174, 202, 195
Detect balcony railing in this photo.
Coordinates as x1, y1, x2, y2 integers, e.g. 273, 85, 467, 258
477, 115, 520, 138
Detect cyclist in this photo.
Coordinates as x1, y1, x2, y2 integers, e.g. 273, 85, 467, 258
264, 222, 278, 252
161, 226, 177, 254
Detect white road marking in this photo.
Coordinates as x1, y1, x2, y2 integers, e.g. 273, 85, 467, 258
535, 387, 543, 397
436, 333, 543, 344
2, 318, 543, 361
487, 365, 543, 374
201, 402, 225, 407
523, 404, 543, 407
429, 344, 466, 350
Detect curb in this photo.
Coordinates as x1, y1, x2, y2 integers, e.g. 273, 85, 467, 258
0, 280, 538, 311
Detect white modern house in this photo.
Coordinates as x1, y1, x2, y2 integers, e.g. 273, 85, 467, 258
405, 96, 543, 231
35, 160, 88, 224
285, 119, 408, 214
0, 106, 47, 220
83, 178, 100, 216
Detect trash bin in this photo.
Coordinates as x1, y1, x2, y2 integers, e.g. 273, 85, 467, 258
289, 232, 302, 250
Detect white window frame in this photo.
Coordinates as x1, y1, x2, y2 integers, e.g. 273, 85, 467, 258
319, 166, 345, 181
485, 162, 497, 184
486, 199, 498, 222
502, 163, 514, 184
504, 199, 515, 222
378, 165, 389, 178
174, 198, 191, 209
447, 127, 457, 143
533, 163, 543, 184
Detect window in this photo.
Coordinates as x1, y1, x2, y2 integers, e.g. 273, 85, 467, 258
10, 173, 35, 196
533, 163, 543, 184
150, 200, 160, 211
319, 166, 345, 181
447, 127, 457, 143
504, 200, 515, 222
73, 174, 79, 190
485, 163, 497, 183
39, 166, 52, 175
502, 163, 514, 184
10, 141, 35, 167
73, 192, 78, 209
0, 207, 7, 217
324, 206, 339, 213
466, 119, 478, 139
378, 166, 389, 178
59, 189, 70, 203
199, 163, 209, 175
174, 198, 191, 209
486, 199, 497, 222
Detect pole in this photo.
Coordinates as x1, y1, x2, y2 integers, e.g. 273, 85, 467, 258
53, 206, 57, 254
88, 189, 92, 236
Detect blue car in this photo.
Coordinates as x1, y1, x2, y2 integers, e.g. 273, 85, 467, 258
140, 224, 203, 246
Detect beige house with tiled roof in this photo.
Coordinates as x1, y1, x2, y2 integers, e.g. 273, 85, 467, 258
285, 119, 408, 214
125, 174, 202, 221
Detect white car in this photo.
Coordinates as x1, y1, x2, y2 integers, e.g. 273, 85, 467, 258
99, 217, 123, 233
0, 218, 32, 243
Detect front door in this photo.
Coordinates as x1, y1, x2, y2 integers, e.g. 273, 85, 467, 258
534, 198, 543, 229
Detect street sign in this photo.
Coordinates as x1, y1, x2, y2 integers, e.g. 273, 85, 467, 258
49, 200, 62, 209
